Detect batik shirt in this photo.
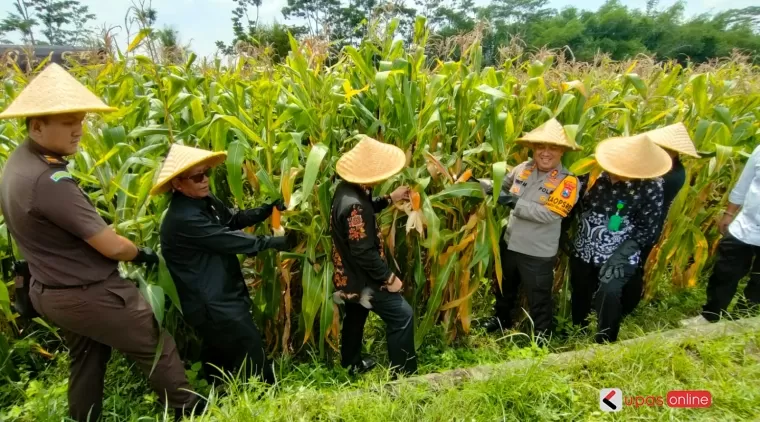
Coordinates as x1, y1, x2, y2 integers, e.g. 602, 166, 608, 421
572, 172, 664, 267
329, 181, 392, 296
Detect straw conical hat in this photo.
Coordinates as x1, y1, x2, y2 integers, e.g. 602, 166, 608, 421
595, 134, 672, 179
642, 122, 699, 158
516, 118, 581, 150
150, 144, 227, 195
336, 136, 406, 184
0, 63, 117, 119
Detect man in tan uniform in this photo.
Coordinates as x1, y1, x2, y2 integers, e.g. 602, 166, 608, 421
478, 119, 580, 336
0, 64, 199, 421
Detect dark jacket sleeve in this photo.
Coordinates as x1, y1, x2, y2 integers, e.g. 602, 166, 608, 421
176, 211, 275, 255
343, 203, 393, 284
208, 195, 273, 231
372, 195, 391, 213
227, 205, 274, 230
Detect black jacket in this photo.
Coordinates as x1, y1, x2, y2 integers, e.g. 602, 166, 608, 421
160, 192, 283, 325
330, 182, 392, 295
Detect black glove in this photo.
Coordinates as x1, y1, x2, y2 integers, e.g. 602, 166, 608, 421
268, 231, 298, 251
599, 239, 640, 283
473, 178, 494, 196
497, 192, 519, 209
133, 247, 159, 266
269, 198, 287, 212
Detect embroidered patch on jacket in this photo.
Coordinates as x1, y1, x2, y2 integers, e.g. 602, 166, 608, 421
545, 176, 578, 217
348, 207, 367, 240
331, 247, 348, 288
510, 185, 521, 194
49, 171, 72, 182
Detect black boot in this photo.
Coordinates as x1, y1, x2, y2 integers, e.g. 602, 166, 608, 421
347, 357, 377, 376
482, 316, 511, 333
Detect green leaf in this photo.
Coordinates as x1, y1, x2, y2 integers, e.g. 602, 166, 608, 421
302, 143, 328, 199
492, 162, 508, 202
157, 259, 183, 315
477, 84, 507, 100
226, 140, 247, 206
128, 28, 152, 53
415, 256, 457, 348
625, 73, 648, 98
139, 282, 165, 326
429, 183, 485, 201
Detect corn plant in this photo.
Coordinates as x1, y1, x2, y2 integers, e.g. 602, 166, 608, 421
0, 17, 758, 362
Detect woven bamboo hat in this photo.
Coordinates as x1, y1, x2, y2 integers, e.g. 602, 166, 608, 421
595, 134, 672, 179
641, 122, 699, 158
336, 135, 406, 184
0, 63, 117, 119
516, 118, 581, 150
150, 144, 227, 195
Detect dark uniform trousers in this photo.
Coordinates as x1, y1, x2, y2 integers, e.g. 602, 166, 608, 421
702, 233, 760, 321
194, 311, 274, 384
494, 239, 555, 333
569, 257, 643, 343
30, 275, 197, 421
341, 289, 417, 375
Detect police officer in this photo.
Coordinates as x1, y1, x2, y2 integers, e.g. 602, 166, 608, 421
569, 134, 671, 343
0, 64, 199, 421
154, 144, 295, 384
330, 135, 417, 376
478, 118, 581, 336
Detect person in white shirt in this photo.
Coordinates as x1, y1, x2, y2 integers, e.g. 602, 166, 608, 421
682, 145, 760, 326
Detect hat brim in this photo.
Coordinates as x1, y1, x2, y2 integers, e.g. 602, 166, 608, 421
595, 136, 672, 179
515, 138, 581, 151
335, 138, 407, 184
149, 152, 228, 195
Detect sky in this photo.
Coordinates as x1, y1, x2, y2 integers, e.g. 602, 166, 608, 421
1, 0, 756, 58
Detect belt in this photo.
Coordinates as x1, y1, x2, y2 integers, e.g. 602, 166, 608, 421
34, 279, 104, 292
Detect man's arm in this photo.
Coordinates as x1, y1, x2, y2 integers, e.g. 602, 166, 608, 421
727, 146, 760, 209
176, 211, 287, 255
35, 172, 140, 261
512, 175, 580, 224
344, 203, 394, 285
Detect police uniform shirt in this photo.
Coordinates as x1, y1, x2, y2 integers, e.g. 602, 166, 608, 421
0, 139, 116, 287
500, 159, 579, 258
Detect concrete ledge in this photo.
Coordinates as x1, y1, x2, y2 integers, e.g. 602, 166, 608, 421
388, 316, 760, 391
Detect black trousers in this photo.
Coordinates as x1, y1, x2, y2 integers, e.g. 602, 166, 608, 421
702, 233, 760, 321
569, 257, 641, 343
341, 289, 417, 375
194, 311, 274, 384
493, 240, 556, 333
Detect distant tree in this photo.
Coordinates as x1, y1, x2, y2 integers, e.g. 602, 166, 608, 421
29, 0, 96, 45
0, 0, 96, 46
0, 0, 37, 44
281, 0, 342, 37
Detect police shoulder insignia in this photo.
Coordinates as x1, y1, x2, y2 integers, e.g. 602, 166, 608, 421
545, 176, 578, 217
50, 171, 72, 182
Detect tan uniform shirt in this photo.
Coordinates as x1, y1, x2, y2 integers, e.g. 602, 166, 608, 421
500, 159, 579, 258
0, 140, 117, 287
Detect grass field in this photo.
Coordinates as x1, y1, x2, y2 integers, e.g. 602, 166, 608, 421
3, 278, 759, 421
